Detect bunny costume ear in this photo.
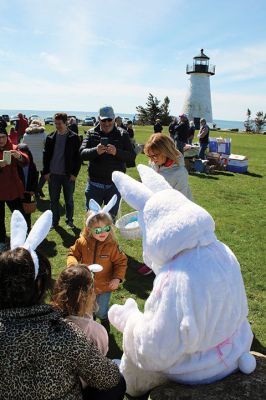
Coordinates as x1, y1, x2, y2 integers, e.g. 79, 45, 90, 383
137, 164, 171, 193
86, 195, 117, 225
10, 210, 53, 279
10, 210, 28, 250
112, 171, 152, 211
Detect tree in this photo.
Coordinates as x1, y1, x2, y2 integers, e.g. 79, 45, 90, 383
244, 108, 254, 133
136, 93, 172, 125
160, 96, 172, 126
254, 111, 266, 133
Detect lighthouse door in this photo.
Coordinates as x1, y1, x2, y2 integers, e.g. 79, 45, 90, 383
194, 117, 200, 130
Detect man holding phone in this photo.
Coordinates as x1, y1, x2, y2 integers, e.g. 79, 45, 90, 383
80, 106, 136, 218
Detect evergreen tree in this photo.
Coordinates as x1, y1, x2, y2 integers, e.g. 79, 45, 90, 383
136, 93, 172, 125
160, 96, 172, 125
254, 111, 266, 133
244, 108, 254, 132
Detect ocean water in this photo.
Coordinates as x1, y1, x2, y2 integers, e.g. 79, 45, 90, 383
0, 109, 245, 130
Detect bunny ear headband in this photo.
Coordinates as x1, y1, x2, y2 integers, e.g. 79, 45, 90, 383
86, 195, 117, 226
10, 210, 53, 279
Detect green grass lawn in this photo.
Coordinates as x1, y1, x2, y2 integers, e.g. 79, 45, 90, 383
5, 124, 266, 357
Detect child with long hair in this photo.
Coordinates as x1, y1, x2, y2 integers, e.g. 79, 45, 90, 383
52, 264, 108, 355
67, 195, 127, 333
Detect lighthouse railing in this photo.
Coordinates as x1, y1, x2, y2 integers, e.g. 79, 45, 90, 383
186, 64, 215, 75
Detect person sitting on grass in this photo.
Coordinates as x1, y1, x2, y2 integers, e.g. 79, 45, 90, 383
0, 210, 126, 400
52, 264, 108, 356
67, 195, 127, 333
137, 133, 192, 276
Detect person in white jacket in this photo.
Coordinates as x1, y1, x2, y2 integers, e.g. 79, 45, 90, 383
23, 119, 47, 197
144, 133, 192, 200
108, 165, 256, 397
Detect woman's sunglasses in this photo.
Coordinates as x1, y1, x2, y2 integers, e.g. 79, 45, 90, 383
92, 225, 111, 235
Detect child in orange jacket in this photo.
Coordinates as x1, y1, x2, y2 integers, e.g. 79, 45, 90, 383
67, 195, 127, 332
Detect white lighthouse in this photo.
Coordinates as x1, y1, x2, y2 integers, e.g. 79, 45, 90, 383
182, 49, 215, 129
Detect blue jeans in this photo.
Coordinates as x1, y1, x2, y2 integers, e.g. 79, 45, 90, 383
96, 292, 112, 320
48, 174, 75, 225
85, 181, 121, 219
199, 143, 208, 160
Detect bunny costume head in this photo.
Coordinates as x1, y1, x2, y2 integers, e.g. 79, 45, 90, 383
108, 165, 256, 397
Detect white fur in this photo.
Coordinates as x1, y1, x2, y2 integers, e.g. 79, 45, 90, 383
10, 210, 53, 278
109, 165, 255, 397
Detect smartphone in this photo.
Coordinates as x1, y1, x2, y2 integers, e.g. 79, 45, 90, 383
3, 151, 11, 164
100, 137, 109, 147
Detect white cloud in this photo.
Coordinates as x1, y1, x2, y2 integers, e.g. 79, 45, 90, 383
40, 52, 70, 74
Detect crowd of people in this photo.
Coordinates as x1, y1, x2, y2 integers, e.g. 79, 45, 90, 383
0, 106, 212, 398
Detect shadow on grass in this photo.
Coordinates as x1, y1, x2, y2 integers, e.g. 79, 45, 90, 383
245, 171, 263, 178
55, 226, 81, 248
251, 334, 266, 354
123, 256, 154, 300
38, 238, 57, 257
37, 198, 66, 215
189, 172, 219, 180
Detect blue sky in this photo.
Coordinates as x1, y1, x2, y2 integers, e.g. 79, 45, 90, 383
0, 0, 265, 120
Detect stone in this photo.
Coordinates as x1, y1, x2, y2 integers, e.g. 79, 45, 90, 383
148, 352, 266, 400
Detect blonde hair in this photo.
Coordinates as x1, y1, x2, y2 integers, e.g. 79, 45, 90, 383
144, 133, 182, 165
83, 211, 116, 240
51, 264, 97, 317
30, 119, 44, 127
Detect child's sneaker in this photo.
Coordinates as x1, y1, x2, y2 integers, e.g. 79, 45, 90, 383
138, 265, 153, 276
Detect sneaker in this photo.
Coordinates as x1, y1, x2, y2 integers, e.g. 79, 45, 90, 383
137, 265, 153, 276
66, 221, 75, 229
0, 242, 7, 253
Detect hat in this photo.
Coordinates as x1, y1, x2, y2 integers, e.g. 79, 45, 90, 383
179, 113, 188, 119
99, 106, 115, 121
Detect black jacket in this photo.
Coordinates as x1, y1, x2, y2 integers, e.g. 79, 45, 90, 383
154, 122, 163, 133
80, 125, 136, 184
174, 121, 190, 142
43, 130, 81, 177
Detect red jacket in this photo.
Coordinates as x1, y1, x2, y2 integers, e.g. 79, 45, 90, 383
16, 117, 28, 137
0, 139, 29, 201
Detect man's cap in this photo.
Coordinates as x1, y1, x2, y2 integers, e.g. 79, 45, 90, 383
99, 106, 115, 120
179, 113, 188, 119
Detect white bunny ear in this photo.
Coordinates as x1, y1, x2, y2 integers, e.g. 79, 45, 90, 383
137, 164, 171, 193
10, 210, 28, 250
89, 264, 103, 273
24, 210, 53, 252
89, 199, 102, 213
112, 171, 152, 211
102, 195, 117, 214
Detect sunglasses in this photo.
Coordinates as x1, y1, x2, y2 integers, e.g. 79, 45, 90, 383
92, 225, 111, 235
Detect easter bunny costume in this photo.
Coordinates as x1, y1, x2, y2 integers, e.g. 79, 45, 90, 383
108, 164, 256, 397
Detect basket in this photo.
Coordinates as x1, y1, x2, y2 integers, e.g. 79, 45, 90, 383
22, 193, 37, 214
115, 211, 142, 240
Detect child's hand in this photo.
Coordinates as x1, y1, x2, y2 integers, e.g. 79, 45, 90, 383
109, 278, 120, 290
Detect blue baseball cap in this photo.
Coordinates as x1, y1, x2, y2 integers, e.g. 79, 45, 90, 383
99, 106, 115, 120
